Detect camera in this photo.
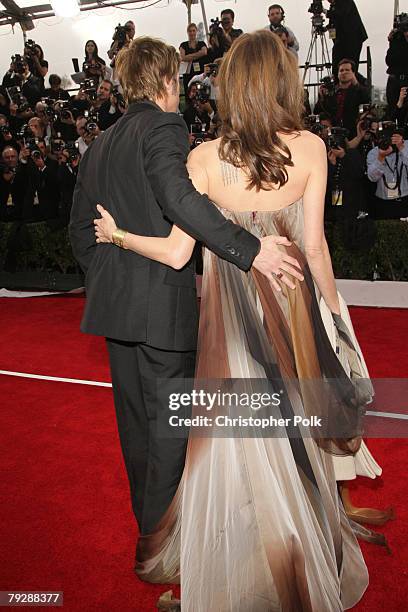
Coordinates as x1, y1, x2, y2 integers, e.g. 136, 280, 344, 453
195, 82, 211, 103
190, 123, 208, 149
304, 114, 324, 135
18, 124, 34, 140
321, 75, 336, 96
50, 137, 65, 154
40, 97, 58, 122
11, 54, 26, 75
112, 86, 126, 108
26, 137, 42, 159
308, 0, 326, 30
55, 100, 73, 121
7, 86, 30, 113
207, 63, 219, 77
394, 13, 408, 33
113, 23, 130, 47
0, 125, 12, 136
83, 109, 99, 132
24, 39, 36, 55
209, 17, 222, 34
64, 142, 80, 163
377, 121, 403, 151
326, 127, 348, 150
79, 78, 98, 101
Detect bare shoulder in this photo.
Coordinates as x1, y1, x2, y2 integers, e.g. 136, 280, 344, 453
187, 138, 219, 167
286, 130, 326, 154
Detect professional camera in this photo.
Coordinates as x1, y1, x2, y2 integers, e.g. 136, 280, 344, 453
54, 100, 73, 121
0, 125, 12, 136
39, 97, 58, 122
112, 23, 130, 48
83, 109, 99, 132
394, 12, 408, 33
79, 78, 98, 102
326, 127, 348, 150
377, 121, 404, 151
26, 137, 42, 159
308, 0, 326, 30
209, 17, 222, 35
195, 82, 211, 103
360, 115, 378, 132
6, 86, 30, 112
321, 76, 336, 95
207, 63, 219, 77
112, 86, 126, 108
11, 54, 26, 75
18, 124, 33, 140
190, 123, 208, 149
64, 142, 80, 163
0, 161, 16, 175
50, 136, 66, 154
304, 114, 324, 135
83, 61, 103, 74
24, 39, 36, 55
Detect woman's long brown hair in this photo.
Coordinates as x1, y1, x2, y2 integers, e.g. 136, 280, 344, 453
217, 30, 304, 191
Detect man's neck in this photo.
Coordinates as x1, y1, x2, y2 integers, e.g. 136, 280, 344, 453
338, 81, 352, 90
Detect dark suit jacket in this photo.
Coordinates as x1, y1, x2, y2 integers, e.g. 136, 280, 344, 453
330, 0, 368, 46
314, 84, 370, 138
69, 100, 260, 350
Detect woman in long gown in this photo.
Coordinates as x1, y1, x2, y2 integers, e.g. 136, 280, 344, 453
95, 30, 372, 611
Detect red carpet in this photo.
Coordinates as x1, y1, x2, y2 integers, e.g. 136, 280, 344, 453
0, 297, 407, 611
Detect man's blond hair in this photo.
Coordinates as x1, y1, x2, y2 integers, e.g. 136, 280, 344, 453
115, 36, 180, 104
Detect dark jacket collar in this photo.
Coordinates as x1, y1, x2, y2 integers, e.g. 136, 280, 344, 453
126, 99, 162, 115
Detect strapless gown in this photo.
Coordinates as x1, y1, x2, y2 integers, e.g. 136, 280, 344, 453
136, 199, 373, 611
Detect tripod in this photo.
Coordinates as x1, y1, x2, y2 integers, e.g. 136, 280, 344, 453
302, 14, 333, 107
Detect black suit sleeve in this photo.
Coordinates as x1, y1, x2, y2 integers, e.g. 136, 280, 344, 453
143, 113, 260, 271
69, 145, 97, 273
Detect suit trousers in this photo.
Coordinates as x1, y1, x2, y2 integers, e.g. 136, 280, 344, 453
106, 338, 196, 536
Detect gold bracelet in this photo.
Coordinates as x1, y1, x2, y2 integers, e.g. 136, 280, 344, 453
112, 228, 128, 249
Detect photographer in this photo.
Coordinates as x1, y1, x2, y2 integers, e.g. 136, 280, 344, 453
107, 21, 135, 66
183, 82, 213, 141
265, 4, 299, 57
188, 59, 222, 104
23, 41, 48, 86
75, 115, 100, 156
23, 137, 60, 221
44, 74, 71, 102
207, 22, 230, 62
3, 56, 43, 108
57, 143, 81, 227
314, 58, 370, 138
367, 126, 408, 220
89, 79, 124, 130
325, 0, 368, 77
220, 9, 243, 46
83, 40, 106, 72
0, 116, 18, 154
51, 100, 78, 144
0, 145, 28, 221
386, 14, 408, 110
391, 87, 408, 137
179, 23, 208, 96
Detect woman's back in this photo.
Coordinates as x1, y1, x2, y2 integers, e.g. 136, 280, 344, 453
189, 130, 325, 213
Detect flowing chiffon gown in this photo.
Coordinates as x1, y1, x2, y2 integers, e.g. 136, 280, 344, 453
136, 198, 372, 612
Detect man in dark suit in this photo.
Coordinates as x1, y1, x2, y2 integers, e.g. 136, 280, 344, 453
69, 37, 301, 550
326, 0, 368, 76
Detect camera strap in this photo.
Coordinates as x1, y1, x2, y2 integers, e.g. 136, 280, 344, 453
383, 152, 402, 197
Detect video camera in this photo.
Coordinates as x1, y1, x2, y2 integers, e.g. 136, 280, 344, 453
113, 23, 131, 48
308, 0, 326, 31
377, 121, 404, 151
394, 13, 408, 33
326, 127, 348, 150
6, 86, 30, 113
209, 17, 222, 35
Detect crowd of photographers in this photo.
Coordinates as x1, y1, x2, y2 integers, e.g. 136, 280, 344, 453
1, 1, 408, 230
